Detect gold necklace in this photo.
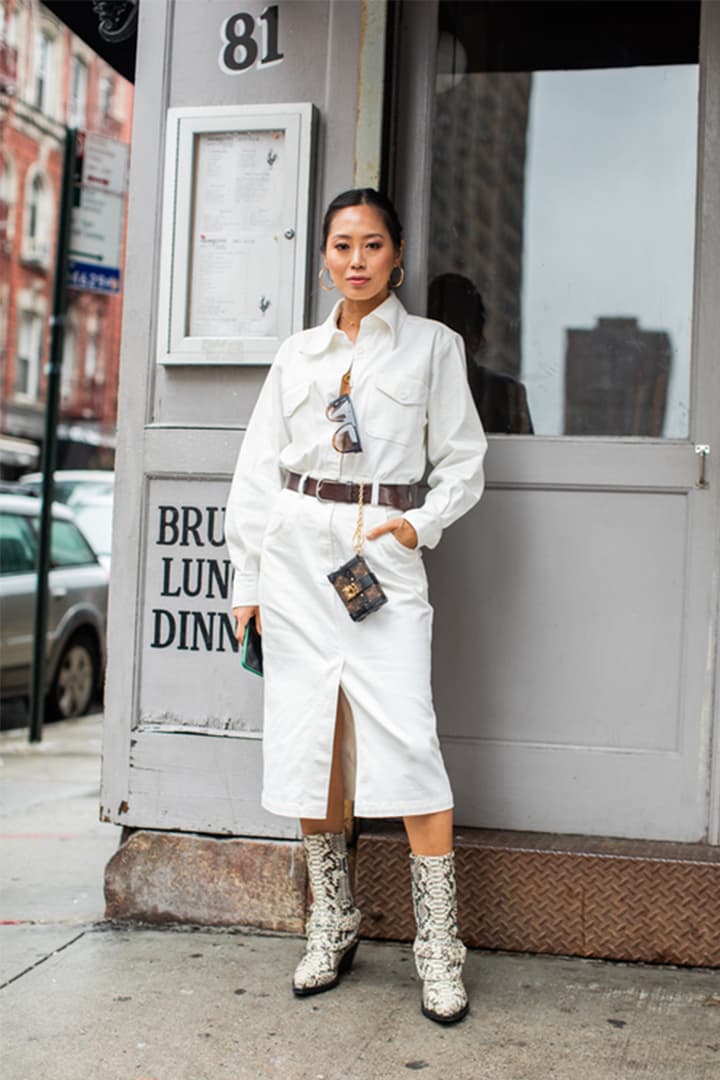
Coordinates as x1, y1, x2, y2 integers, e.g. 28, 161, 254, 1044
339, 305, 358, 331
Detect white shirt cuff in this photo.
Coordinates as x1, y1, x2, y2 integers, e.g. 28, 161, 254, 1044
232, 571, 260, 608
402, 507, 442, 551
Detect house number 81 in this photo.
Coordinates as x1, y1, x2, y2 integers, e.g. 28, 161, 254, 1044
219, 6, 284, 74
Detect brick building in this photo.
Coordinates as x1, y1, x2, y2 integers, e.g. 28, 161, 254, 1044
0, 0, 132, 477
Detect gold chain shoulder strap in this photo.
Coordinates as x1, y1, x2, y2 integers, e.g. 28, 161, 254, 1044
340, 368, 352, 396
352, 481, 365, 555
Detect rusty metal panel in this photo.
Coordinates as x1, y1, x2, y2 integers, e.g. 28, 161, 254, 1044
354, 829, 720, 968
105, 831, 307, 932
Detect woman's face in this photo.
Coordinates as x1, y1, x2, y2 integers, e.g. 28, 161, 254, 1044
323, 204, 403, 306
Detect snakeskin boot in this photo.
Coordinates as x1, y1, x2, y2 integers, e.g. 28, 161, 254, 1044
410, 851, 469, 1023
293, 831, 361, 997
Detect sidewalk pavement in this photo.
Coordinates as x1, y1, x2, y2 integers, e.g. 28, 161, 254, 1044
1, 715, 718, 1080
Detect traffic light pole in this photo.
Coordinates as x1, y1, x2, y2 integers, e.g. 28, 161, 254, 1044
28, 127, 77, 743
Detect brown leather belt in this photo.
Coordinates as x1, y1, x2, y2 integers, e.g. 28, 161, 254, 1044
285, 471, 416, 512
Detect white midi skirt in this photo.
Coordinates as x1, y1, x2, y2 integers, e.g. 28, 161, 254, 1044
257, 487, 454, 819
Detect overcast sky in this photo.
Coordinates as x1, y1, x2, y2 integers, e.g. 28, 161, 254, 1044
520, 65, 699, 437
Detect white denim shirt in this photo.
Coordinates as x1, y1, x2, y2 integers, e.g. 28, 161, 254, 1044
226, 292, 488, 607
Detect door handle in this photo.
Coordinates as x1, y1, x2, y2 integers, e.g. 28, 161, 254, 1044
695, 444, 710, 489
51, 586, 67, 599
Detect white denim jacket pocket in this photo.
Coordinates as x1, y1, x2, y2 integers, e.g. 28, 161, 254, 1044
365, 372, 428, 446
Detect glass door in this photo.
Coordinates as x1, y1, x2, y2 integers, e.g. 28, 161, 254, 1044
394, 0, 719, 841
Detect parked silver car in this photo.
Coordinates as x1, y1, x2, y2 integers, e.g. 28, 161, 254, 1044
18, 471, 116, 574
19, 469, 114, 505
0, 494, 108, 722
66, 493, 114, 573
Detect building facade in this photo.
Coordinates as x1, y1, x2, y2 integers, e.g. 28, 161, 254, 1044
0, 0, 132, 477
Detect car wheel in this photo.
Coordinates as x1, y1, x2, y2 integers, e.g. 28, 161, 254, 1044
47, 631, 99, 720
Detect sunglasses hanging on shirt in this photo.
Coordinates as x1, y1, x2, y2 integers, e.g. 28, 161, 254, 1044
326, 394, 363, 454
326, 366, 362, 454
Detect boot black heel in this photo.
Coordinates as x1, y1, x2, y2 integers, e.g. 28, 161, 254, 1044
338, 939, 359, 974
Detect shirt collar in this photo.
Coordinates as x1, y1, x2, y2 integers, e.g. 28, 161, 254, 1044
299, 292, 407, 355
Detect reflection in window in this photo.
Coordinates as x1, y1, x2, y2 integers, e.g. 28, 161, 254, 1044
565, 318, 671, 437
427, 273, 533, 433
429, 1, 699, 438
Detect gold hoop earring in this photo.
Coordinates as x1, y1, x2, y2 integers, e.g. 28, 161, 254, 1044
390, 265, 405, 289
319, 267, 336, 292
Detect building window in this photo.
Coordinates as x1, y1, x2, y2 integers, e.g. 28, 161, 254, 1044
1, 4, 20, 96
69, 55, 88, 128
6, 3, 19, 48
0, 151, 16, 247
15, 309, 43, 399
61, 321, 77, 404
50, 518, 98, 568
99, 75, 113, 121
0, 513, 37, 576
27, 173, 42, 238
22, 166, 51, 265
85, 331, 98, 381
34, 29, 52, 113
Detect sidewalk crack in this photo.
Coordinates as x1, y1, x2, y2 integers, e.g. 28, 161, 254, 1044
0, 929, 87, 990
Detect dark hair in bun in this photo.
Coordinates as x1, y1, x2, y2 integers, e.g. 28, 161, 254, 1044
321, 188, 403, 251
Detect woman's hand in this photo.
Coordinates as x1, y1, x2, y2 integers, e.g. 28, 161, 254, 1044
366, 517, 418, 550
233, 605, 262, 644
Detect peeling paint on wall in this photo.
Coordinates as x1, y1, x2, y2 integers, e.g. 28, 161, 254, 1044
354, 0, 387, 188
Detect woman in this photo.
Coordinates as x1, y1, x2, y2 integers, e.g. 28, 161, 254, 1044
226, 189, 487, 1024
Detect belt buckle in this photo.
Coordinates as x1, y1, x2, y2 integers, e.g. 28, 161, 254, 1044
315, 478, 333, 503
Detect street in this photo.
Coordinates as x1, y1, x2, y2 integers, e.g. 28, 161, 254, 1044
1, 715, 718, 1080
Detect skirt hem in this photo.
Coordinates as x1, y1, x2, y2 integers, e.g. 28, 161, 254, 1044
261, 796, 454, 820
